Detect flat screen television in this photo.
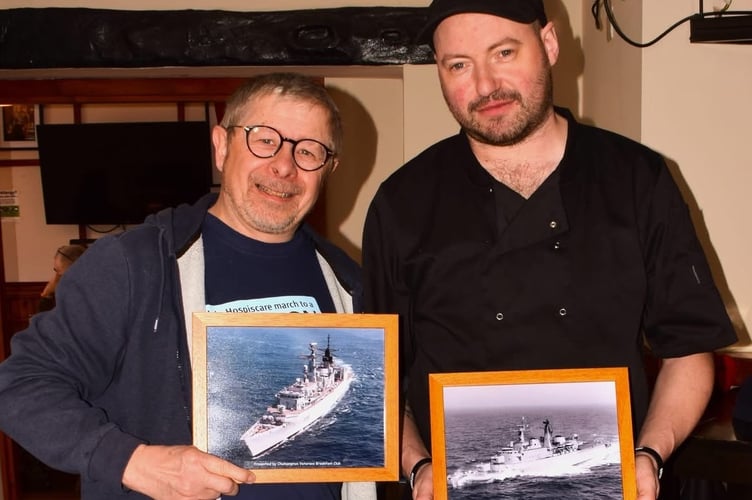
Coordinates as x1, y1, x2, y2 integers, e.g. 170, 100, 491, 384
36, 121, 213, 225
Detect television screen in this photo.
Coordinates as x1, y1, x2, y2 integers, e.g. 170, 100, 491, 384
37, 121, 213, 225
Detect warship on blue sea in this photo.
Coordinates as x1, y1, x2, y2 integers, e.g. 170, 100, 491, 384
241, 337, 353, 457
447, 416, 620, 489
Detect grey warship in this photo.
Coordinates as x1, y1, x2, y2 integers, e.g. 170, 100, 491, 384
241, 337, 353, 457
448, 416, 620, 488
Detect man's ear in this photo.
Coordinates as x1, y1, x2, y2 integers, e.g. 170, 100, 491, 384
540, 21, 560, 67
212, 125, 228, 173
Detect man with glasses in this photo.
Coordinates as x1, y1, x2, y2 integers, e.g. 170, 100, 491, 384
0, 73, 374, 500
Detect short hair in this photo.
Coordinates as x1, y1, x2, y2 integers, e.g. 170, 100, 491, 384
56, 244, 86, 263
220, 73, 343, 155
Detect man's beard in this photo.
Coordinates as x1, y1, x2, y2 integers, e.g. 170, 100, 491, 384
448, 66, 554, 147
222, 180, 301, 236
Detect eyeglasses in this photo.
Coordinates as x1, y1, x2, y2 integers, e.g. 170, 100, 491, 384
226, 125, 335, 172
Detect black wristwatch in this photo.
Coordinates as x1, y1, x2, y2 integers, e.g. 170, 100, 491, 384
635, 446, 664, 479
409, 457, 432, 490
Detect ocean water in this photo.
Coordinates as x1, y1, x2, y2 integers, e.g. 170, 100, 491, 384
444, 406, 624, 500
205, 326, 385, 470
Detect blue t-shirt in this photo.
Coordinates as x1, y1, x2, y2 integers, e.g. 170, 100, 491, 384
202, 214, 340, 500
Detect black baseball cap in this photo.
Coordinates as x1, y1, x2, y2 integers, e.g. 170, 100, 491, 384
417, 0, 548, 46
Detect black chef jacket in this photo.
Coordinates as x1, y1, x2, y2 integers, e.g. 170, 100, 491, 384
363, 108, 737, 450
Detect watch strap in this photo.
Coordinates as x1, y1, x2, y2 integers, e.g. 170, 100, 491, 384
635, 445, 664, 479
409, 457, 432, 490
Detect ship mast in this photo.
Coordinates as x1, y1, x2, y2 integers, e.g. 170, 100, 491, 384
543, 418, 553, 449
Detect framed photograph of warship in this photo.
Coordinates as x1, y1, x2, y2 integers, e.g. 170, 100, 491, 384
428, 367, 636, 500
192, 312, 400, 483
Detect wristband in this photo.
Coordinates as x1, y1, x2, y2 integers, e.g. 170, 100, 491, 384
635, 446, 664, 479
409, 457, 432, 490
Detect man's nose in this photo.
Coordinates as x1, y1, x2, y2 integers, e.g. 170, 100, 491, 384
270, 142, 298, 177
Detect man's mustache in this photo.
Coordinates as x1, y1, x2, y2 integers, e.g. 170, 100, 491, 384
468, 90, 521, 113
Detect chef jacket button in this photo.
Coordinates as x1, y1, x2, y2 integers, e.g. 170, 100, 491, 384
553, 241, 561, 250
558, 308, 567, 317
496, 312, 504, 321
549, 220, 558, 229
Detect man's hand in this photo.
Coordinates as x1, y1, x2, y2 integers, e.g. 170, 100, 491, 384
411, 462, 433, 500
122, 444, 256, 499
635, 454, 660, 499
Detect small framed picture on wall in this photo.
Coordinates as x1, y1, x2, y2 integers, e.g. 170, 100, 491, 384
0, 104, 40, 150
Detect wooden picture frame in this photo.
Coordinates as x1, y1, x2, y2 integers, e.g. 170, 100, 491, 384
192, 312, 400, 483
429, 367, 636, 500
0, 104, 40, 149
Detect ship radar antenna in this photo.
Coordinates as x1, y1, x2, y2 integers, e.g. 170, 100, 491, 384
320, 334, 337, 365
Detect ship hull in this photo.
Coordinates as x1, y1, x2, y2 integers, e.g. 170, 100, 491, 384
448, 441, 621, 489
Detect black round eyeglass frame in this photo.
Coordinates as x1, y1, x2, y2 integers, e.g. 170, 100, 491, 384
226, 124, 335, 172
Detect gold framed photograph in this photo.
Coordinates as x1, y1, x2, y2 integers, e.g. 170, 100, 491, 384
0, 104, 40, 149
429, 367, 636, 500
192, 312, 400, 483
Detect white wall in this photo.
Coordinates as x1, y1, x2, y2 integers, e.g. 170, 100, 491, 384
581, 0, 642, 138
582, 1, 752, 350
325, 76, 407, 262
642, 2, 752, 351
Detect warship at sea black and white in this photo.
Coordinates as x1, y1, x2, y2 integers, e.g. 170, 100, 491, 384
447, 416, 621, 489
241, 337, 353, 457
